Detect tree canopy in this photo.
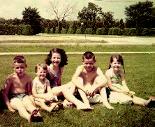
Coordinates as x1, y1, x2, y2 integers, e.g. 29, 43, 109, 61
22, 7, 42, 35
125, 1, 154, 28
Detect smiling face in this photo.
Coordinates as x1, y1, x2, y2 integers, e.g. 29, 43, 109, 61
13, 62, 26, 78
110, 58, 122, 72
51, 52, 61, 67
36, 67, 47, 81
83, 58, 95, 72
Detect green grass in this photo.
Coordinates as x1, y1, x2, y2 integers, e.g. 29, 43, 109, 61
0, 45, 155, 52
0, 52, 155, 127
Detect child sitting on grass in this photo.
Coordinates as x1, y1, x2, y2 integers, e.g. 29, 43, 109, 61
105, 54, 155, 107
2, 55, 43, 122
71, 51, 114, 109
32, 64, 62, 112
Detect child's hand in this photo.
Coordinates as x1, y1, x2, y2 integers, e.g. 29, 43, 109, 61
51, 96, 58, 102
128, 91, 135, 96
8, 106, 15, 112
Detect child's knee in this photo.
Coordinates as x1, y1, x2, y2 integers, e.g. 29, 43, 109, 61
94, 76, 107, 85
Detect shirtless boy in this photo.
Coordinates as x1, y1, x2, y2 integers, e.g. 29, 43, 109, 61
2, 55, 43, 122
71, 51, 114, 109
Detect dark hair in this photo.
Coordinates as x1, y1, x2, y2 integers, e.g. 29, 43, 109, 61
82, 51, 96, 62
45, 48, 68, 67
35, 64, 47, 73
13, 55, 26, 64
108, 54, 125, 73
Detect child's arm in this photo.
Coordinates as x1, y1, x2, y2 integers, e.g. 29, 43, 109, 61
105, 71, 126, 93
120, 71, 130, 92
2, 78, 15, 112
25, 77, 33, 95
91, 67, 108, 92
71, 65, 86, 93
120, 71, 135, 96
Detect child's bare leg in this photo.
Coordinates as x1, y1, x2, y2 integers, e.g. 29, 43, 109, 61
100, 87, 114, 109
22, 96, 39, 113
62, 85, 92, 110
78, 89, 91, 107
35, 99, 58, 112
10, 98, 31, 121
132, 96, 147, 106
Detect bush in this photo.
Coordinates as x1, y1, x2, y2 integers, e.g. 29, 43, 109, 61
96, 28, 103, 35
141, 28, 152, 36
75, 28, 81, 34
67, 27, 76, 34
61, 28, 67, 34
108, 28, 113, 35
85, 28, 93, 34
20, 25, 33, 35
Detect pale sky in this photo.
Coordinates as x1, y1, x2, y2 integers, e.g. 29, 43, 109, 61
0, 0, 154, 20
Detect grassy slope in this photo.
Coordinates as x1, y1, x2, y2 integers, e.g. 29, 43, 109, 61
0, 53, 155, 127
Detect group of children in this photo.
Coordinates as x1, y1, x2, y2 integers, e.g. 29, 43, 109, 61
1, 48, 155, 122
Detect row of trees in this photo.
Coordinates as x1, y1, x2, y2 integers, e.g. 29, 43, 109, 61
0, 1, 155, 35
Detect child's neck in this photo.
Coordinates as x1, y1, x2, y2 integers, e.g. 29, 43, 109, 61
50, 64, 59, 71
38, 77, 46, 83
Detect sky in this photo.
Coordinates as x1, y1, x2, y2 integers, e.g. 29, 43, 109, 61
0, 0, 154, 20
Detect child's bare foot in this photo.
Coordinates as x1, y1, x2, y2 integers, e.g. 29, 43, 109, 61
77, 104, 93, 111
145, 96, 155, 108
50, 102, 60, 111
103, 104, 114, 110
62, 99, 74, 108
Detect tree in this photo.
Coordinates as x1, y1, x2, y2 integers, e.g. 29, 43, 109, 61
49, 0, 74, 33
22, 7, 42, 35
78, 2, 115, 31
100, 12, 115, 28
125, 1, 154, 31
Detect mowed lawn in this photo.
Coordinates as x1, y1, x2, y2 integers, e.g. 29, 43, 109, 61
0, 45, 155, 127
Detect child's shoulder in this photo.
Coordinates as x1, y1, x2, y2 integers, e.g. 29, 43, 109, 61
105, 68, 113, 76
77, 65, 84, 70
5, 73, 15, 81
24, 73, 32, 82
105, 68, 112, 73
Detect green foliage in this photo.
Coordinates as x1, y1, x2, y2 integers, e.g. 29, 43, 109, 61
67, 27, 76, 34
61, 28, 68, 34
108, 28, 113, 35
75, 28, 82, 34
108, 28, 122, 35
85, 28, 93, 34
0, 24, 33, 35
96, 28, 103, 35
55, 27, 60, 34
78, 2, 101, 22
125, 1, 154, 28
22, 6, 42, 35
20, 25, 33, 35
122, 28, 137, 36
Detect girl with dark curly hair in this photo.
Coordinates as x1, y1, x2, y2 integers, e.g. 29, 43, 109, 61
45, 48, 68, 88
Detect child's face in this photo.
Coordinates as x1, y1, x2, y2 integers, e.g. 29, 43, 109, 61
83, 58, 95, 72
36, 67, 47, 81
51, 53, 61, 67
13, 62, 26, 77
111, 58, 122, 72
